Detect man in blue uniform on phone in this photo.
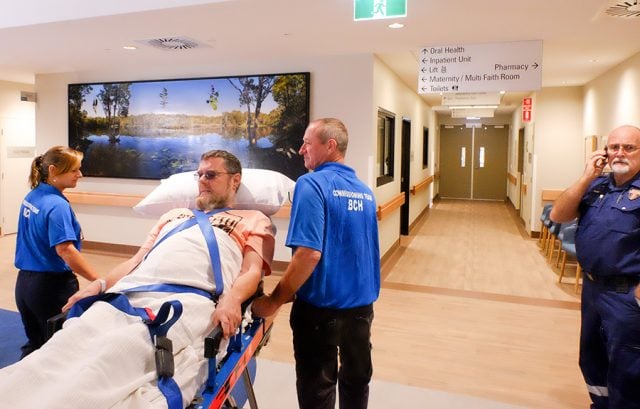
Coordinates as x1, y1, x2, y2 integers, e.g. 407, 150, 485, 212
253, 118, 380, 409
551, 125, 640, 409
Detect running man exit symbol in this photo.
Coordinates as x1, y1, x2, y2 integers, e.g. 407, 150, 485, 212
354, 0, 407, 21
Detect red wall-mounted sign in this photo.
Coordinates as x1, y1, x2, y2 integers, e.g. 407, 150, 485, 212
522, 97, 532, 122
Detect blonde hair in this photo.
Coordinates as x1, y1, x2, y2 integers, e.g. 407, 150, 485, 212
29, 146, 83, 189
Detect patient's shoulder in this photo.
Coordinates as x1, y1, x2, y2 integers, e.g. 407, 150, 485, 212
160, 208, 194, 221
154, 208, 194, 230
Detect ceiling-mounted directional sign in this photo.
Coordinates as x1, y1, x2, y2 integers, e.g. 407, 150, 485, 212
354, 0, 407, 21
418, 40, 543, 94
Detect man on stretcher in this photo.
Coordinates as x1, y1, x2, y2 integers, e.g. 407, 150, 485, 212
0, 149, 275, 409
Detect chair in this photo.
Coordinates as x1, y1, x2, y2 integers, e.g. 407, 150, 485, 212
546, 221, 562, 261
553, 220, 577, 267
558, 223, 582, 293
538, 204, 553, 248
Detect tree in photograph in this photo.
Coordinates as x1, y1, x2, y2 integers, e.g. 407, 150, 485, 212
272, 74, 308, 151
68, 84, 93, 149
228, 76, 274, 145
206, 84, 220, 111
97, 83, 132, 142
159, 87, 169, 109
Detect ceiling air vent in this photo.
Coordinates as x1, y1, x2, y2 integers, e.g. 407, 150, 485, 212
137, 36, 209, 51
605, 1, 640, 18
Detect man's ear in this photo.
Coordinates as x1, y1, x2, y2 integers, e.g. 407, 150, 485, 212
232, 173, 242, 191
327, 138, 338, 152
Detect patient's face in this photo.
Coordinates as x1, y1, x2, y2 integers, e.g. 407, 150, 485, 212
195, 157, 239, 211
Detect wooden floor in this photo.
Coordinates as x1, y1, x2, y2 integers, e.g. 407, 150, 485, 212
0, 199, 589, 408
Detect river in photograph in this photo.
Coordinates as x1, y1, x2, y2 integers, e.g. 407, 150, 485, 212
84, 133, 278, 179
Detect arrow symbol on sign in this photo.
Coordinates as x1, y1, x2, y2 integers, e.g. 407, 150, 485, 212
532, 62, 539, 69
421, 87, 428, 92
422, 58, 427, 64
422, 49, 427, 55
421, 67, 427, 73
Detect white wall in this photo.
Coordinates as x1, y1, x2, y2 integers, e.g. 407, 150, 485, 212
372, 57, 433, 255
583, 52, 640, 137
527, 87, 583, 232
0, 80, 36, 235
504, 87, 583, 234
33, 55, 375, 261
509, 52, 640, 235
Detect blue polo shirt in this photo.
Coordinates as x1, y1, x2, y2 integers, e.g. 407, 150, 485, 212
576, 172, 640, 276
15, 183, 82, 272
286, 162, 380, 308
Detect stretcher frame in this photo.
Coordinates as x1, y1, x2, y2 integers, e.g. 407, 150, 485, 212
191, 314, 274, 409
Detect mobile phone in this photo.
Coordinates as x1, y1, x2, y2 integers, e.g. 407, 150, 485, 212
596, 147, 608, 167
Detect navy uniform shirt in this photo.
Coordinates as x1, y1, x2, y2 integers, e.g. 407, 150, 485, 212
576, 172, 640, 276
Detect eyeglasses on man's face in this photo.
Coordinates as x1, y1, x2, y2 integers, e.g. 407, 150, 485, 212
193, 170, 231, 181
606, 144, 639, 154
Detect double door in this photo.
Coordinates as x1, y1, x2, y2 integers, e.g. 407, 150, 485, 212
439, 125, 508, 200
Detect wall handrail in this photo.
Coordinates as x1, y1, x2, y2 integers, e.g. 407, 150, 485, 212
64, 191, 144, 207
541, 189, 563, 202
377, 192, 405, 221
410, 175, 434, 195
64, 191, 291, 218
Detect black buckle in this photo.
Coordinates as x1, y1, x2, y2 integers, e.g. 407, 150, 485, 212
154, 336, 175, 377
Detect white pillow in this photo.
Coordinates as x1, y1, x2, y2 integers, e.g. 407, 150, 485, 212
133, 168, 295, 217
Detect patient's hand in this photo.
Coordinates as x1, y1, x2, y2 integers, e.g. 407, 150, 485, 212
62, 280, 102, 312
212, 293, 242, 338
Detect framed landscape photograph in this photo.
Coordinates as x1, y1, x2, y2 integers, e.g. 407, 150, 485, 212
68, 72, 310, 180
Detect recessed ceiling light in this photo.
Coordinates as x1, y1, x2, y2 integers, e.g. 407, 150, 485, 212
499, 90, 506, 95
123, 45, 137, 50
589, 58, 599, 63
388, 22, 404, 29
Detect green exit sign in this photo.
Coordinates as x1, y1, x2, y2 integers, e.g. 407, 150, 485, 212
354, 0, 407, 21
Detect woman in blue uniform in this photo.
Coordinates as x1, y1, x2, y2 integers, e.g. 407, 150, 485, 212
14, 146, 99, 358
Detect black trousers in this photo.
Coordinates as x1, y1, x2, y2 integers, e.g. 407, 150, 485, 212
15, 270, 79, 358
290, 298, 374, 409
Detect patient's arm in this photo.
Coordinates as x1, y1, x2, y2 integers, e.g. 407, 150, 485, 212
61, 214, 168, 311
212, 248, 263, 338
61, 249, 147, 312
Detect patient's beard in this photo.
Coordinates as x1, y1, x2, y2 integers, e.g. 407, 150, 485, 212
196, 193, 231, 212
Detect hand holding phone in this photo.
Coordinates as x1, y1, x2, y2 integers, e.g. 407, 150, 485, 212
595, 147, 608, 168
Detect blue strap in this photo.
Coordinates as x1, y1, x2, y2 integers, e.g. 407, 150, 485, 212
67, 293, 184, 341
193, 209, 226, 298
67, 293, 184, 409
145, 218, 197, 259
124, 283, 212, 300
158, 377, 182, 409
66, 207, 229, 409
145, 208, 227, 298
147, 299, 183, 338
67, 292, 152, 321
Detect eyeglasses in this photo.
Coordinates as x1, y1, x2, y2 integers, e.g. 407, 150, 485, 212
193, 170, 231, 181
606, 144, 639, 154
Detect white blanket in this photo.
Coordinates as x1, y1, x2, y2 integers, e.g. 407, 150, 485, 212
0, 209, 274, 408
0, 292, 215, 409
